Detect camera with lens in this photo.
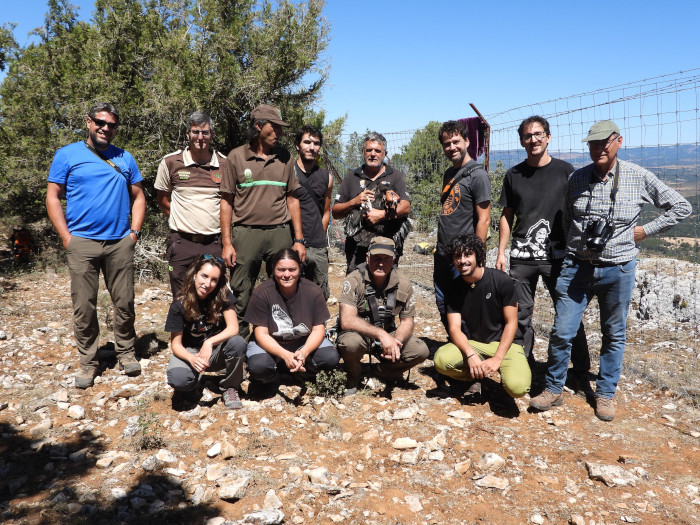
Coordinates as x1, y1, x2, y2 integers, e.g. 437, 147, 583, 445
584, 217, 614, 251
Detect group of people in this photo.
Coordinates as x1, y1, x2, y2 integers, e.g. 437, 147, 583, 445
47, 101, 691, 421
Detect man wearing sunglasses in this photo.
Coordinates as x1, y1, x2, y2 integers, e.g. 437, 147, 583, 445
46, 102, 146, 388
530, 120, 691, 421
155, 111, 233, 298
496, 116, 590, 391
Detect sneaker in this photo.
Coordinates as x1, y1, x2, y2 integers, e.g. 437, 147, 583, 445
529, 390, 563, 411
222, 388, 243, 410
75, 365, 97, 389
595, 397, 615, 421
118, 354, 141, 377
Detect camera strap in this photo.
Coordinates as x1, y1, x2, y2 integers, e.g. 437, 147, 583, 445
585, 161, 620, 221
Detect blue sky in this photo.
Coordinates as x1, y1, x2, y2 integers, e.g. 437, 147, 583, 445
5, 1, 700, 135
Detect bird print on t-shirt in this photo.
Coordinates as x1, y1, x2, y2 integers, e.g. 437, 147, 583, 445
271, 304, 310, 340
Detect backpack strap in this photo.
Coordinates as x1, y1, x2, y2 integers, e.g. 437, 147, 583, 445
440, 163, 483, 204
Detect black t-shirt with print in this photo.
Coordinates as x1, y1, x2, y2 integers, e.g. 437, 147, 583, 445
164, 290, 236, 348
244, 278, 330, 343
445, 268, 522, 345
498, 157, 574, 263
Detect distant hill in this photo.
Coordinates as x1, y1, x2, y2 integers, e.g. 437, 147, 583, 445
490, 143, 700, 185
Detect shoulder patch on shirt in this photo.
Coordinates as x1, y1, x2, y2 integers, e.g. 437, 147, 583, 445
211, 172, 222, 183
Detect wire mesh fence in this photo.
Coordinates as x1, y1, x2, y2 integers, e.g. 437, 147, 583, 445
323, 68, 699, 398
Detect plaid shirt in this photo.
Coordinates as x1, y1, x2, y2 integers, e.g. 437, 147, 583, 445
565, 160, 692, 264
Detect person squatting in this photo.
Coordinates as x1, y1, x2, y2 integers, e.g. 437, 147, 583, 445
49, 104, 691, 421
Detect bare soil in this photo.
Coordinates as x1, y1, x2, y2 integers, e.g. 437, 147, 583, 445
0, 252, 699, 525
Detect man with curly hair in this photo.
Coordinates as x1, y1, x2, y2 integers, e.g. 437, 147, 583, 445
433, 234, 531, 400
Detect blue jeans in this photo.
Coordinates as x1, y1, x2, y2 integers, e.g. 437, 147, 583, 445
546, 256, 636, 399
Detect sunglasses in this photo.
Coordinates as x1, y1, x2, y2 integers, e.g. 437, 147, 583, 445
91, 117, 118, 130
202, 254, 224, 264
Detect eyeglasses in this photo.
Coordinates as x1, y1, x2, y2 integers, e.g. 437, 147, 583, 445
189, 129, 211, 137
588, 134, 619, 150
522, 131, 547, 142
91, 118, 118, 130
202, 254, 224, 263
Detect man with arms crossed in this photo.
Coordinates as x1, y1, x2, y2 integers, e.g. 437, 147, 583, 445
433, 234, 531, 402
220, 104, 306, 338
46, 102, 145, 388
294, 125, 333, 299
155, 111, 233, 298
530, 120, 691, 421
435, 120, 491, 331
496, 116, 590, 386
332, 132, 411, 273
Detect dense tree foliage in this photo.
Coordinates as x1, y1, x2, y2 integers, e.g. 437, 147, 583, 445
0, 0, 335, 223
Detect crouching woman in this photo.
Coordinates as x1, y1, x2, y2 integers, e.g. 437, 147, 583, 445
244, 248, 339, 392
165, 254, 246, 409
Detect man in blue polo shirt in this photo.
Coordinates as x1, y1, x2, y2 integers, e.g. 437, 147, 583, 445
46, 102, 146, 388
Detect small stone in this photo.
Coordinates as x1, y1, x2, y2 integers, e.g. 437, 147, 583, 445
51, 389, 69, 403
393, 406, 418, 420
447, 410, 473, 420
30, 419, 52, 438
401, 448, 420, 465
142, 455, 158, 471
241, 508, 284, 524
404, 495, 423, 512
308, 467, 330, 484
96, 457, 114, 469
362, 429, 379, 441
474, 475, 509, 490
455, 459, 471, 475
156, 449, 177, 463
68, 448, 88, 463
218, 476, 250, 501
206, 463, 230, 481
530, 513, 545, 524
428, 450, 445, 461
205, 518, 226, 525
207, 442, 221, 457
618, 454, 640, 464
569, 514, 585, 525
585, 462, 639, 487
264, 489, 283, 509
67, 405, 85, 420
110, 384, 142, 398
476, 452, 505, 473
392, 437, 418, 449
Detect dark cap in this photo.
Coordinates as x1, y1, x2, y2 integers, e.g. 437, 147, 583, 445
251, 104, 289, 127
581, 120, 620, 142
368, 236, 395, 257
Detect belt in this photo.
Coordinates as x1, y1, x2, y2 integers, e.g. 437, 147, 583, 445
573, 256, 620, 268
234, 223, 287, 230
172, 231, 220, 243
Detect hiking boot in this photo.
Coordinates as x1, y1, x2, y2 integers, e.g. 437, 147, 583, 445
118, 354, 141, 377
529, 390, 563, 411
75, 365, 97, 389
172, 389, 199, 411
222, 388, 243, 410
595, 397, 615, 421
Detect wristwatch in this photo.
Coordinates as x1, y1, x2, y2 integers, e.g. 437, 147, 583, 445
130, 229, 142, 239
293, 238, 306, 246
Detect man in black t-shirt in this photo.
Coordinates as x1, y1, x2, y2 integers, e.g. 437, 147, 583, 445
434, 120, 491, 330
332, 132, 411, 273
433, 235, 531, 400
294, 125, 334, 298
496, 116, 590, 386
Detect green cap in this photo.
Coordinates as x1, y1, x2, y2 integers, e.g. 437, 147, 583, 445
251, 104, 289, 127
581, 120, 620, 142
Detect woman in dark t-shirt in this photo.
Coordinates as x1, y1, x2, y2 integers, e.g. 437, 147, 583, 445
165, 255, 246, 410
244, 248, 339, 391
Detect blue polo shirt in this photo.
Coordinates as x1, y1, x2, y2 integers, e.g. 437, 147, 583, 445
48, 141, 142, 240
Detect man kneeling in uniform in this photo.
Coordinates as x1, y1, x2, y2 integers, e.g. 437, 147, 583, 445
337, 236, 429, 395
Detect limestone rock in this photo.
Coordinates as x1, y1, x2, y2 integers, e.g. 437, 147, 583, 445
392, 437, 418, 449
218, 476, 250, 501
585, 462, 639, 487
474, 475, 509, 490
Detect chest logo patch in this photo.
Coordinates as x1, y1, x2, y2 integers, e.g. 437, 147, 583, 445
178, 171, 191, 180
211, 172, 221, 183
244, 168, 253, 181
486, 293, 492, 300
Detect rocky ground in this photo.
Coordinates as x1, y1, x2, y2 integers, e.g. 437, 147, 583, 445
0, 247, 699, 525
